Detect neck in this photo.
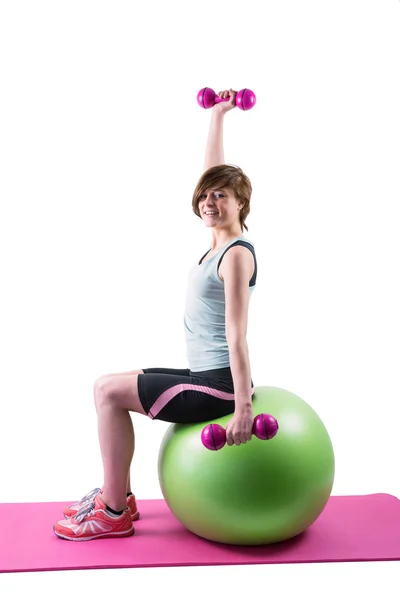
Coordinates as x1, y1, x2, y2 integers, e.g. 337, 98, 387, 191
211, 229, 243, 250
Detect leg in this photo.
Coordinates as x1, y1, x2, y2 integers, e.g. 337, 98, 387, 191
97, 369, 144, 495
93, 372, 146, 512
127, 462, 132, 494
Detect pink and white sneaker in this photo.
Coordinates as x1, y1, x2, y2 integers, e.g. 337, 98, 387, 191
63, 487, 140, 521
54, 491, 135, 541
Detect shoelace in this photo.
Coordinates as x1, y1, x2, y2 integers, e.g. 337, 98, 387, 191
76, 487, 101, 505
75, 500, 96, 523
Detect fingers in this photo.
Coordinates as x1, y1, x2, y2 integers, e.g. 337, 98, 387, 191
226, 430, 253, 447
217, 88, 237, 100
226, 437, 248, 447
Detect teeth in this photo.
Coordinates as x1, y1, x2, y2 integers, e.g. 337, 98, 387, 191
205, 212, 218, 215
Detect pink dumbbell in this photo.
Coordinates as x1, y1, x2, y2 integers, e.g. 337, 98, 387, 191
201, 413, 278, 451
197, 87, 257, 111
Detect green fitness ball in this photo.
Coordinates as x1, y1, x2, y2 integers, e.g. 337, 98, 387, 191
158, 386, 335, 545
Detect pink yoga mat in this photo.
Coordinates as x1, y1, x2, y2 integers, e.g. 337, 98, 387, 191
0, 494, 399, 573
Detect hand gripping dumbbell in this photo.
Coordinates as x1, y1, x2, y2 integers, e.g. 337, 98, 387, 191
201, 413, 278, 451
197, 87, 257, 111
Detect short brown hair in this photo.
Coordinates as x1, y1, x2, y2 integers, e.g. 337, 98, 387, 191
192, 164, 252, 232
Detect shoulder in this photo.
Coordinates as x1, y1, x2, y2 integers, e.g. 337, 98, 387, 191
220, 243, 255, 282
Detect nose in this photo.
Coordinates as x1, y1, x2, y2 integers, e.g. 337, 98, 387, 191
205, 193, 216, 206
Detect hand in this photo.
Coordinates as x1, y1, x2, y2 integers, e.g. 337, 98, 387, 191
213, 88, 237, 115
225, 407, 254, 447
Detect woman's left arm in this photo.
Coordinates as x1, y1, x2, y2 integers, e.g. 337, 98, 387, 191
229, 340, 253, 412
222, 246, 255, 444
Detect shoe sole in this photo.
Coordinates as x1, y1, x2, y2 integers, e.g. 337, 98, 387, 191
53, 524, 135, 542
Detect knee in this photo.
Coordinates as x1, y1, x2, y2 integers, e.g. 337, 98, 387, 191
93, 375, 113, 407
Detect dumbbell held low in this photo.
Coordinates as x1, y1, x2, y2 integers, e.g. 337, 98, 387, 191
197, 87, 256, 111
201, 413, 278, 451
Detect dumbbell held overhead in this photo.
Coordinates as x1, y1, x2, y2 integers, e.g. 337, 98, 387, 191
201, 413, 278, 451
197, 87, 256, 111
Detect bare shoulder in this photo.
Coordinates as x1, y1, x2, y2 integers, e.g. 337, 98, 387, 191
219, 244, 255, 282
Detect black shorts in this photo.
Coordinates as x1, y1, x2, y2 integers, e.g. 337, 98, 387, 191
137, 366, 255, 424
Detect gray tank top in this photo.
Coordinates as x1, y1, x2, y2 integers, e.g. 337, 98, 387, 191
183, 235, 257, 372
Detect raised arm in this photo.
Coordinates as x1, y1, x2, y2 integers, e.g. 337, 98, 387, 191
203, 88, 237, 172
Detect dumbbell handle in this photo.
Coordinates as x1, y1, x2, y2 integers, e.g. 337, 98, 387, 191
214, 95, 233, 104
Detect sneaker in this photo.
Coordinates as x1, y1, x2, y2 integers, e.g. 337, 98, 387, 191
63, 487, 140, 521
54, 491, 134, 541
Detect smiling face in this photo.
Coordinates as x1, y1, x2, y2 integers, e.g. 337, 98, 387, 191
198, 187, 243, 229
192, 165, 252, 234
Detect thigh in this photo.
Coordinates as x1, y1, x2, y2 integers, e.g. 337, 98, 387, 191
138, 367, 254, 424
94, 367, 190, 416
101, 368, 145, 377
94, 368, 145, 391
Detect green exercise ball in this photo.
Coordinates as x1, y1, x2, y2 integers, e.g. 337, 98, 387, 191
158, 386, 335, 545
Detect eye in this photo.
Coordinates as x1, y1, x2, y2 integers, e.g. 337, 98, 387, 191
197, 192, 225, 204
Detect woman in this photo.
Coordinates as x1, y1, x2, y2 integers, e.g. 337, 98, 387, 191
53, 88, 258, 541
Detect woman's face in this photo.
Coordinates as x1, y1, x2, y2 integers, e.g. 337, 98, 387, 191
198, 187, 242, 227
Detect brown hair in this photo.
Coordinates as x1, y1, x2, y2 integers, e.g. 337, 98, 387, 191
192, 164, 252, 232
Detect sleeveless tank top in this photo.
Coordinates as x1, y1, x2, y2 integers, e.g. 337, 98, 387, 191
183, 235, 257, 372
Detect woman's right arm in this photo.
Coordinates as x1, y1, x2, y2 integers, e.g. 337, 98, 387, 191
203, 88, 237, 172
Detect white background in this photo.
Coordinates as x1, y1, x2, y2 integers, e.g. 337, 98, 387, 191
1, 0, 399, 597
